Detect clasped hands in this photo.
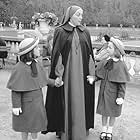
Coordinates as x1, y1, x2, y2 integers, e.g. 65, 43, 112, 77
12, 108, 22, 116
87, 75, 95, 84
55, 77, 64, 87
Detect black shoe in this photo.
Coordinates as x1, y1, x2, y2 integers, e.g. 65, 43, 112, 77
56, 131, 61, 139
100, 132, 107, 140
106, 133, 113, 140
41, 130, 48, 134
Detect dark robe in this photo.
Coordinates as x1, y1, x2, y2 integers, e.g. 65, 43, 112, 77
45, 23, 95, 136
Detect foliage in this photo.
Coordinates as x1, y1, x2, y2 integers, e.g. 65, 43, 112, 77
96, 32, 104, 42
1, 0, 140, 27
32, 12, 58, 26
120, 31, 129, 40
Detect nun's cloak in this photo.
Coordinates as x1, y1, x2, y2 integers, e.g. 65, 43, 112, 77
45, 22, 95, 140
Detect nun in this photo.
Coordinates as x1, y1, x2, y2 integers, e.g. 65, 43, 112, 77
44, 5, 95, 140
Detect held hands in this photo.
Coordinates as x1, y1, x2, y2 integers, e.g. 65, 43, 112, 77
116, 98, 124, 105
55, 77, 64, 87
87, 75, 95, 84
12, 108, 22, 116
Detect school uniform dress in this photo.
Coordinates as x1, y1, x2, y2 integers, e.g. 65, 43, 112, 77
7, 61, 54, 132
96, 59, 130, 117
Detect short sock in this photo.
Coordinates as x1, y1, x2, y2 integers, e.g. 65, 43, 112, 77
107, 126, 113, 134
102, 126, 107, 132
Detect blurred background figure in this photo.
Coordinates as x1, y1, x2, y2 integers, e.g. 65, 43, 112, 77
42, 34, 53, 68
0, 38, 8, 69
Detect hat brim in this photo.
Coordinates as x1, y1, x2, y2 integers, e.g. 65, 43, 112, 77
110, 37, 125, 55
18, 37, 39, 56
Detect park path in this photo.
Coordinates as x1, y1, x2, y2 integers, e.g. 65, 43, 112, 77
0, 69, 140, 140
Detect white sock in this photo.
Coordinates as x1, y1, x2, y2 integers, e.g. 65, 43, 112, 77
107, 126, 113, 134
102, 126, 107, 132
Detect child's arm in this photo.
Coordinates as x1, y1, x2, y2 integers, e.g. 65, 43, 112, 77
12, 91, 22, 115
47, 78, 55, 86
116, 83, 126, 105
117, 83, 126, 99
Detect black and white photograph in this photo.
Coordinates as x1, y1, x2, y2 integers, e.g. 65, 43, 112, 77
0, 0, 140, 140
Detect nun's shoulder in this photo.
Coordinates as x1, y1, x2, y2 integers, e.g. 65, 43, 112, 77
54, 25, 64, 33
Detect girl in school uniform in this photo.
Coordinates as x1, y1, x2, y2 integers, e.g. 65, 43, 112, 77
96, 37, 130, 140
7, 37, 60, 140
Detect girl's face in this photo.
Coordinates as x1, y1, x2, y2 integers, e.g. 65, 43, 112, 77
70, 8, 83, 26
107, 42, 114, 56
33, 45, 40, 57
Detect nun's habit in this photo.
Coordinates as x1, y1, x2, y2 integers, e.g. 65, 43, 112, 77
45, 5, 95, 140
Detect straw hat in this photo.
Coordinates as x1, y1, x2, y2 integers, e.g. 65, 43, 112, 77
18, 37, 39, 56
110, 37, 125, 56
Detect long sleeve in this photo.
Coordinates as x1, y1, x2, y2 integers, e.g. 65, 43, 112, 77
95, 49, 109, 61
117, 83, 126, 99
55, 53, 64, 77
47, 78, 55, 86
11, 91, 22, 108
89, 55, 95, 76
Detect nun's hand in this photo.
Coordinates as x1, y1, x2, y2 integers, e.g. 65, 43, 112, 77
12, 108, 22, 116
55, 77, 64, 87
87, 75, 95, 84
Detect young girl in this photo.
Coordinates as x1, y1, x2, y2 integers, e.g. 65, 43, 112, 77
96, 37, 130, 140
7, 37, 60, 140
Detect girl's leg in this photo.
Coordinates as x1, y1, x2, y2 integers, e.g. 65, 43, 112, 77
102, 115, 108, 132
102, 115, 108, 126
31, 133, 38, 140
100, 115, 108, 139
21, 132, 28, 140
106, 117, 116, 139
108, 116, 116, 132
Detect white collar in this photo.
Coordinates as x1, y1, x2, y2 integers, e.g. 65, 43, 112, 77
26, 59, 38, 65
112, 57, 119, 62
107, 57, 119, 62
68, 22, 76, 27
26, 61, 32, 65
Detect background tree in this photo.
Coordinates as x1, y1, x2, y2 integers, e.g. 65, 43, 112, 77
1, 0, 140, 27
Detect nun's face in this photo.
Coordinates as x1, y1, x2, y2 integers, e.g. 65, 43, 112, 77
70, 8, 83, 26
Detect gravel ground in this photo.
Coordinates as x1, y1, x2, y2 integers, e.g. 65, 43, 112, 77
0, 67, 139, 140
